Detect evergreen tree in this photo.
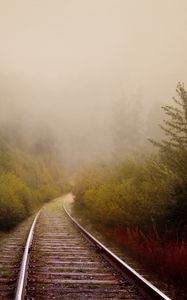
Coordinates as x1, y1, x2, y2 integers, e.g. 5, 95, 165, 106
146, 100, 164, 151
150, 83, 187, 229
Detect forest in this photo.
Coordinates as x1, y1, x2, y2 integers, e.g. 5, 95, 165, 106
0, 81, 186, 294
0, 122, 68, 230
73, 83, 187, 289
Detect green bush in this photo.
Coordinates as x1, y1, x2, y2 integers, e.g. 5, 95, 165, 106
0, 137, 66, 230
37, 184, 61, 203
73, 159, 177, 233
0, 173, 31, 229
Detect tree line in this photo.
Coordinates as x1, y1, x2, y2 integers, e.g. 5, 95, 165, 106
72, 84, 187, 291
73, 83, 187, 234
0, 124, 68, 230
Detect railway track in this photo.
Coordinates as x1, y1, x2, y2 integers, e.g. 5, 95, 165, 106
0, 216, 34, 299
1, 195, 172, 300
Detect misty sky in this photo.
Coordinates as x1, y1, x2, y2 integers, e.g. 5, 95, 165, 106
1, 0, 187, 94
0, 0, 187, 164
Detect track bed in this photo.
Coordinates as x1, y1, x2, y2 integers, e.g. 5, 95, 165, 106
26, 199, 145, 299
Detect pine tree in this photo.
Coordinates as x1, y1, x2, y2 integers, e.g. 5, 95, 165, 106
150, 83, 187, 229
151, 83, 187, 170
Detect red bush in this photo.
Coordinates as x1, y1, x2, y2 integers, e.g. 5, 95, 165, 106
105, 227, 187, 287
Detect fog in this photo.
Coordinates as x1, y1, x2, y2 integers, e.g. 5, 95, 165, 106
0, 0, 187, 166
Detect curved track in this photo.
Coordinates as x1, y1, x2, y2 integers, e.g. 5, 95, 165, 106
12, 195, 172, 300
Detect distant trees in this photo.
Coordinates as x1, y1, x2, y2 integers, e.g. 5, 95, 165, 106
146, 100, 164, 149
112, 91, 144, 158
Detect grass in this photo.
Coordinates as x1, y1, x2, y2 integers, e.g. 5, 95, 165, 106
105, 227, 187, 288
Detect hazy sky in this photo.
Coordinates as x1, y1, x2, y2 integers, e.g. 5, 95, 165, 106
0, 0, 187, 164
0, 0, 186, 94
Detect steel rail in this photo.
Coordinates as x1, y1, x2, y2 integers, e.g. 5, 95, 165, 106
63, 204, 171, 300
15, 210, 41, 300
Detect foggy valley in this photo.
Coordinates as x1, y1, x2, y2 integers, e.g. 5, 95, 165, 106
0, 1, 187, 299
0, 0, 186, 167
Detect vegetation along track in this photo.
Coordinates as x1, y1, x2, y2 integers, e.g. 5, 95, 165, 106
9, 195, 171, 300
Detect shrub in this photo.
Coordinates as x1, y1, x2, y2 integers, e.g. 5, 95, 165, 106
37, 184, 61, 203
0, 173, 31, 229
